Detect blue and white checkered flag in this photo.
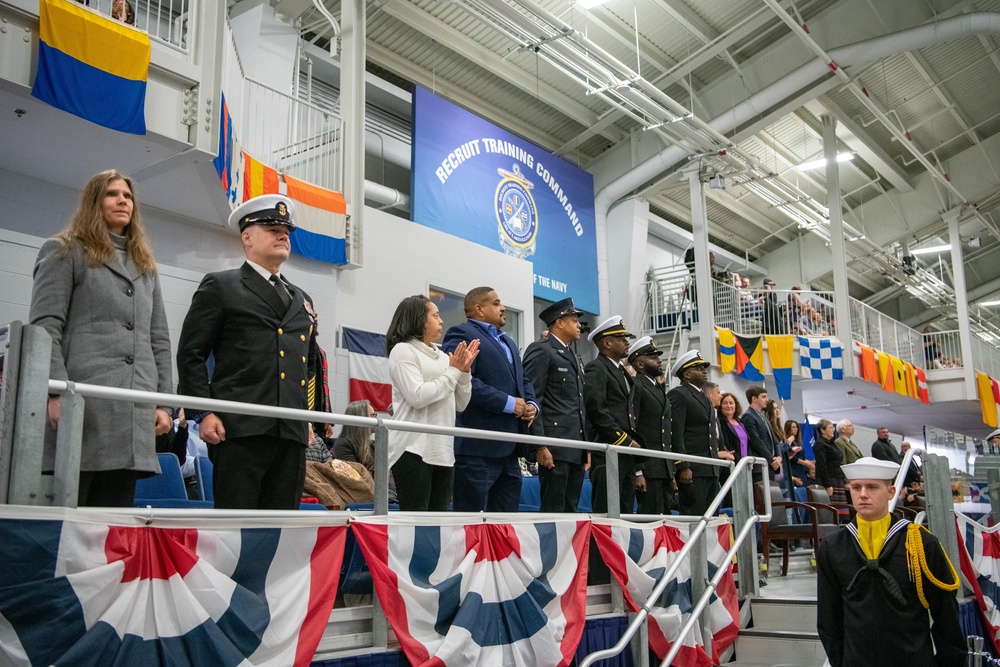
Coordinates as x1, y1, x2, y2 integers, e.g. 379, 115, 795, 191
798, 336, 843, 380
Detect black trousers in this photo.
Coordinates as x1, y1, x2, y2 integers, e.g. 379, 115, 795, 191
212, 435, 305, 510
539, 461, 584, 513
392, 450, 454, 512
638, 477, 673, 515
78, 469, 141, 507
589, 464, 637, 515
677, 475, 720, 516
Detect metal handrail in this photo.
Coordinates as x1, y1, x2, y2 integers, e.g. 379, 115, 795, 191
579, 455, 770, 667
888, 446, 923, 513
45, 380, 734, 470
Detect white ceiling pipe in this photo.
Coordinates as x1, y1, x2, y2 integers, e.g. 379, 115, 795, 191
592, 13, 1000, 317
364, 180, 409, 211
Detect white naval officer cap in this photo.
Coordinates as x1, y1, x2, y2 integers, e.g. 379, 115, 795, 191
228, 194, 297, 233
841, 457, 899, 481
987, 428, 1000, 441
627, 336, 662, 363
587, 316, 635, 343
669, 349, 710, 378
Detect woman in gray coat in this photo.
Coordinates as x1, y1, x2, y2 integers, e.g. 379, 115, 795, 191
29, 170, 173, 506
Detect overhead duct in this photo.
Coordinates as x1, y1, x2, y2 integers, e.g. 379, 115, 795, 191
592, 12, 1000, 316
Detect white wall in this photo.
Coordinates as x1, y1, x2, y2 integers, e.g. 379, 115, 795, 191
646, 234, 685, 271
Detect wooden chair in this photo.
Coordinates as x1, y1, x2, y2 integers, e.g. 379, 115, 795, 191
754, 482, 841, 576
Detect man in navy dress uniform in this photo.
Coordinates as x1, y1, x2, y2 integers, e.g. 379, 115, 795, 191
628, 336, 674, 514
523, 297, 587, 513
584, 316, 642, 515
667, 350, 720, 516
177, 195, 323, 510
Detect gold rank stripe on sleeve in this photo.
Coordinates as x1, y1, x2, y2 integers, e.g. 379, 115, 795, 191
612, 431, 628, 446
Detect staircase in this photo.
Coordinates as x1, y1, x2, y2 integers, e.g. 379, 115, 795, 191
726, 552, 828, 666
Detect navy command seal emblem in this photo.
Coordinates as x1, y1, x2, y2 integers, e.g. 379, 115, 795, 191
495, 164, 538, 259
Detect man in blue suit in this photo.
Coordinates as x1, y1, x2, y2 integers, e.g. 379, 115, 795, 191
442, 287, 538, 512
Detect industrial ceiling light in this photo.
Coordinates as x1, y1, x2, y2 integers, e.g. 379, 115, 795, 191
796, 152, 854, 171
980, 300, 1000, 307
910, 244, 952, 255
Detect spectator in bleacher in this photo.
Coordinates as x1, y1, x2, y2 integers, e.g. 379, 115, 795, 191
833, 419, 863, 465
112, 0, 135, 24
784, 419, 815, 485
813, 419, 846, 499
717, 392, 744, 506
741, 387, 781, 485
871, 426, 902, 464
523, 298, 588, 513
30, 169, 173, 507
177, 194, 324, 510
922, 327, 939, 367
387, 295, 477, 511
443, 287, 536, 512
760, 278, 786, 334
899, 441, 922, 487
333, 400, 397, 504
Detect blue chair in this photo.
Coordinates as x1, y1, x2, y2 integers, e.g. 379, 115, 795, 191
338, 526, 373, 595
518, 475, 541, 511
134, 453, 213, 509
195, 455, 213, 502
577, 474, 593, 513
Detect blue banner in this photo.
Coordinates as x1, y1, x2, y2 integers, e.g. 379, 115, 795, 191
411, 88, 599, 313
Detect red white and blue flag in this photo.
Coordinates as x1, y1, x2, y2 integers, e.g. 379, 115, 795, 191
957, 512, 1000, 652
351, 516, 590, 667
0, 510, 347, 666
591, 517, 739, 667
343, 327, 392, 412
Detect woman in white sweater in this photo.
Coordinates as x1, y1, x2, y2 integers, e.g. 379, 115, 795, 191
386, 295, 479, 511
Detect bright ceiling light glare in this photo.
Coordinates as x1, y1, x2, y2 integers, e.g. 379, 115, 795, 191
796, 152, 855, 171
910, 244, 952, 255
979, 300, 1000, 307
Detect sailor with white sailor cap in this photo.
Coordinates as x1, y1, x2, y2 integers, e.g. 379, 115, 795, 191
583, 316, 642, 516
817, 457, 964, 667
627, 336, 676, 514
666, 350, 720, 516
177, 194, 324, 510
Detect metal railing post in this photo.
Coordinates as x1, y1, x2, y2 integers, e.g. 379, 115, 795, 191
689, 528, 710, 661
605, 446, 625, 615
9, 325, 52, 505
371, 420, 390, 651
925, 453, 961, 579
51, 388, 84, 508
732, 463, 758, 598
0, 322, 23, 503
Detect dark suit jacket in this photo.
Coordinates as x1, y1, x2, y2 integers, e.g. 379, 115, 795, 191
741, 408, 778, 461
584, 355, 637, 474
630, 375, 673, 479
522, 336, 586, 464
871, 439, 903, 464
666, 383, 719, 478
442, 320, 536, 458
176, 262, 319, 444
814, 436, 845, 488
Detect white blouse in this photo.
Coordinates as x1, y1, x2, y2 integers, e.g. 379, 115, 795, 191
387, 339, 472, 467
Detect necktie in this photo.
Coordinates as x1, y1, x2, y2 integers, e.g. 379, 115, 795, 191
270, 274, 292, 309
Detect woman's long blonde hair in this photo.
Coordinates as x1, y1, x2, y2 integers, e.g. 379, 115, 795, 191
55, 169, 157, 275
